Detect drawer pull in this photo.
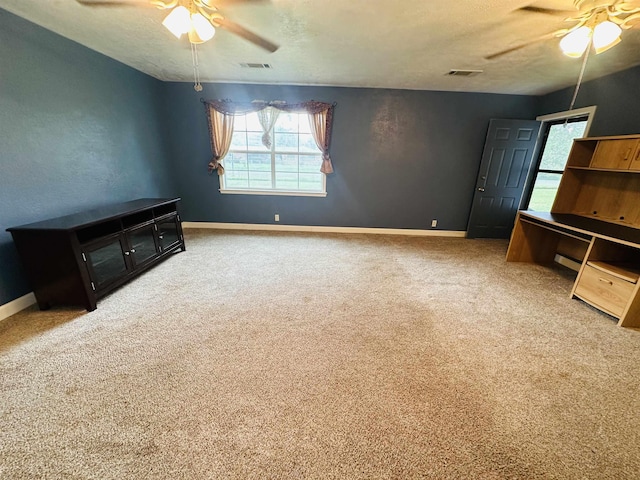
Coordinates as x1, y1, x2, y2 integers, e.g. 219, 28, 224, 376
598, 277, 613, 286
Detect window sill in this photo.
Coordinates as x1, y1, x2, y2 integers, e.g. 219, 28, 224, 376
219, 189, 327, 198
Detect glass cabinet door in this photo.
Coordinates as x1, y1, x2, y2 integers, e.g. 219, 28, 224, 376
127, 223, 159, 267
157, 215, 181, 251
84, 236, 129, 290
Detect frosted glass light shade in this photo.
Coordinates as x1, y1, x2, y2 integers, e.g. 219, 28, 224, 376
593, 20, 622, 54
560, 26, 592, 57
188, 13, 216, 44
162, 6, 191, 39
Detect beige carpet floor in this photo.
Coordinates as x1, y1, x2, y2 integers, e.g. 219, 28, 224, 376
1, 230, 640, 479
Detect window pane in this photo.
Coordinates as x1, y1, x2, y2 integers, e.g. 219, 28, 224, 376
299, 173, 323, 191
539, 121, 588, 171
245, 113, 262, 131
225, 170, 249, 189
248, 171, 272, 189
274, 132, 298, 152
247, 132, 269, 151
275, 154, 298, 173
528, 173, 562, 211
275, 172, 299, 190
220, 111, 326, 195
233, 114, 247, 131
248, 153, 271, 171
299, 155, 322, 173
300, 115, 312, 134
226, 152, 248, 170
275, 113, 298, 132
230, 131, 247, 149
299, 133, 318, 153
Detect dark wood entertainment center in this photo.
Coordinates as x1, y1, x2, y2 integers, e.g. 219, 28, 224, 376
7, 198, 185, 311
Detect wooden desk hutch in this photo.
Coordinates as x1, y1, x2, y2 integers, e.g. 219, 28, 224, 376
507, 134, 640, 328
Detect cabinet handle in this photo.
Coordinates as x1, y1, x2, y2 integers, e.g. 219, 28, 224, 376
158, 235, 164, 239
130, 248, 136, 253
623, 148, 632, 160
477, 187, 485, 192
598, 277, 613, 286
124, 251, 130, 256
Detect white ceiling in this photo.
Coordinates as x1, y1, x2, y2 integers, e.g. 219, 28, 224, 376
2, 0, 640, 95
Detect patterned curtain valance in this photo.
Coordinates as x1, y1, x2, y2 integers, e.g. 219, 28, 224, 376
201, 99, 335, 115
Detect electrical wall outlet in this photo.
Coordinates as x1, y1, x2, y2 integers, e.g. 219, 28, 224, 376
275, 214, 280, 222
431, 219, 438, 228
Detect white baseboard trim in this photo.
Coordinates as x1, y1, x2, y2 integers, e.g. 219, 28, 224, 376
0, 292, 37, 322
183, 222, 466, 237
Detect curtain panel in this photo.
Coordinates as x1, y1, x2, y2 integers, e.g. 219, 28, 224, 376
204, 106, 234, 175
202, 99, 336, 175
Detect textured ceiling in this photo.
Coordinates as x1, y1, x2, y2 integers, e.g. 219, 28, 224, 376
2, 0, 640, 95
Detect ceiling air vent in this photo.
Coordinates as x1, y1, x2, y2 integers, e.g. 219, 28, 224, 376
447, 69, 483, 77
240, 63, 273, 69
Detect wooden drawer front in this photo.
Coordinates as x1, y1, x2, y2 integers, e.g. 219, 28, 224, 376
575, 265, 635, 317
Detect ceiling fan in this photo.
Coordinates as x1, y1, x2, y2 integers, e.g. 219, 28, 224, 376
75, 0, 279, 52
486, 0, 640, 59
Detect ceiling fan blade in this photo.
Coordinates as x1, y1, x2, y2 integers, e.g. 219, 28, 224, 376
485, 32, 560, 60
217, 18, 279, 52
518, 6, 576, 16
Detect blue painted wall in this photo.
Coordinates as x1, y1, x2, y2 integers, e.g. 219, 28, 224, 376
5, 4, 640, 309
0, 9, 176, 305
538, 64, 640, 136
162, 82, 540, 230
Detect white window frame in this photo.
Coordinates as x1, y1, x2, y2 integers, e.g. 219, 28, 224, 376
523, 105, 597, 210
535, 105, 596, 134
219, 112, 327, 198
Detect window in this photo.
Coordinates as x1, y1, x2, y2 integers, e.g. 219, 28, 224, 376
220, 111, 326, 196
524, 107, 595, 211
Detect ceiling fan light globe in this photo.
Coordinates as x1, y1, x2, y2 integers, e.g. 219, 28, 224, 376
593, 20, 622, 54
162, 6, 191, 39
190, 13, 216, 43
188, 28, 205, 44
560, 26, 592, 57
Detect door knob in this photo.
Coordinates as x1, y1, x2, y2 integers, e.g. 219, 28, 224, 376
478, 187, 485, 192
